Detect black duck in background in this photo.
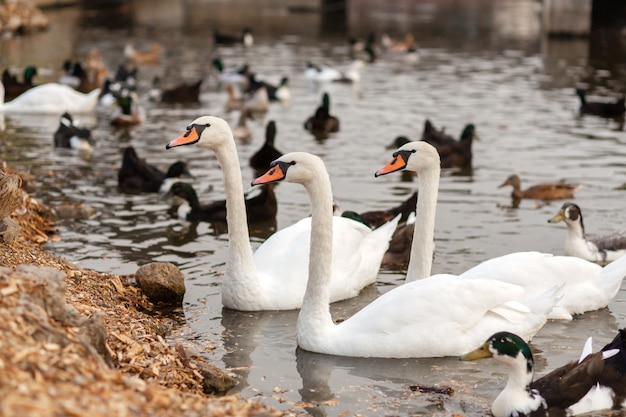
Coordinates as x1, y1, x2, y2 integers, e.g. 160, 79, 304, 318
53, 112, 93, 151
118, 146, 192, 194
150, 76, 203, 104
213, 28, 253, 46
2, 66, 37, 102
250, 120, 283, 171
304, 92, 340, 140
576, 88, 625, 118
168, 182, 277, 224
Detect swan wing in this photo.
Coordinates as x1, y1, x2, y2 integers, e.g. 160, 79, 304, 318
322, 275, 549, 358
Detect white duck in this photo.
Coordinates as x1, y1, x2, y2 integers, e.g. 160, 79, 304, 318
252, 151, 557, 358
0, 81, 100, 115
165, 116, 398, 311
376, 141, 626, 320
548, 202, 626, 263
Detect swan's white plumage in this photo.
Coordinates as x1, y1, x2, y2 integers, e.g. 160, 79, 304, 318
165, 116, 397, 311
386, 141, 626, 321
253, 151, 557, 358
0, 82, 101, 115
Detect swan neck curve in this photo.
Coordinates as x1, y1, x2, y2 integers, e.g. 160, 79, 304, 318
297, 167, 335, 344
406, 162, 440, 281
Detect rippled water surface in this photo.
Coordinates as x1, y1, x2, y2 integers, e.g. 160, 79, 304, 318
2, 1, 626, 415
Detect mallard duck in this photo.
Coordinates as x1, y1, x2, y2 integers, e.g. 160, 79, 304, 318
548, 202, 626, 263
499, 174, 580, 201
376, 140, 626, 321
0, 82, 101, 115
53, 112, 93, 151
421, 119, 453, 147
304, 92, 340, 139
211, 58, 249, 88
249, 120, 282, 171
0, 170, 23, 219
251, 151, 556, 357
2, 66, 37, 101
213, 28, 253, 46
118, 146, 192, 194
433, 123, 477, 171
169, 182, 277, 224
165, 116, 399, 311
348, 32, 377, 62
150, 76, 203, 104
224, 84, 269, 113
110, 89, 145, 127
232, 108, 254, 141
124, 43, 161, 65
356, 192, 417, 229
246, 74, 290, 103
461, 329, 626, 417
576, 88, 625, 118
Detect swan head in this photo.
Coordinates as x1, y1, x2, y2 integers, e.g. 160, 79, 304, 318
251, 152, 325, 187
375, 141, 440, 177
166, 116, 232, 151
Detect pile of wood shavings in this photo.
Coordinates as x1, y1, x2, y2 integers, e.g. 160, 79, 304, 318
0, 170, 294, 416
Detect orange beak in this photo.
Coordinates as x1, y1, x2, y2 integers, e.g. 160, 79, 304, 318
166, 126, 200, 149
252, 164, 287, 186
375, 153, 408, 177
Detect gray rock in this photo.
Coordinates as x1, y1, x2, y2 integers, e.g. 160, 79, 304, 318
135, 262, 185, 305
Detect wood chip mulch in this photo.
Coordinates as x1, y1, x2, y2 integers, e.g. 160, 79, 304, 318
0, 168, 295, 417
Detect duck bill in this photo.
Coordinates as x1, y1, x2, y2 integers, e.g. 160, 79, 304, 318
375, 154, 408, 177
166, 126, 200, 149
252, 165, 286, 186
460, 342, 493, 361
548, 210, 565, 224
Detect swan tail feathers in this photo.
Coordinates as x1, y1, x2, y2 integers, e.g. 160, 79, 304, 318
597, 253, 626, 296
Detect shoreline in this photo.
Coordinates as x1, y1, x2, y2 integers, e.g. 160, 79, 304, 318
0, 169, 295, 416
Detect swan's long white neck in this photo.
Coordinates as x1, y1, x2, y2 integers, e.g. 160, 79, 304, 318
296, 166, 335, 347
211, 136, 261, 309
406, 160, 440, 281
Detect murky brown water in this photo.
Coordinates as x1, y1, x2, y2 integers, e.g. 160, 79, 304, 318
2, 1, 626, 415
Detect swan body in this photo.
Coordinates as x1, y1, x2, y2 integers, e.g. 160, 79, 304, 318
252, 151, 557, 358
549, 202, 626, 263
462, 330, 626, 417
0, 82, 100, 115
376, 141, 626, 321
165, 116, 398, 311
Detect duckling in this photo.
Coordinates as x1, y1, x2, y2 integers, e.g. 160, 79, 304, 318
0, 170, 23, 219
213, 27, 253, 47
2, 66, 37, 101
169, 182, 276, 224
250, 120, 282, 171
461, 329, 626, 417
304, 92, 340, 139
150, 76, 203, 103
118, 146, 192, 194
232, 108, 254, 141
53, 112, 93, 151
548, 202, 626, 263
499, 174, 580, 202
124, 43, 161, 65
576, 88, 625, 118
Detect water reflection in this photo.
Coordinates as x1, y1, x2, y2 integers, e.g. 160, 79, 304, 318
2, 0, 626, 416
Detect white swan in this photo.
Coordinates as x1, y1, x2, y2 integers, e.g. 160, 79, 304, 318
165, 116, 398, 311
376, 141, 626, 320
0, 81, 100, 115
252, 151, 558, 358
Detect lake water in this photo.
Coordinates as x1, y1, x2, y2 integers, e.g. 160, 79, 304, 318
2, 1, 626, 415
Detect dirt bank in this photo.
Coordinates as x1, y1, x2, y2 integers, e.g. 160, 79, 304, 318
0, 168, 294, 417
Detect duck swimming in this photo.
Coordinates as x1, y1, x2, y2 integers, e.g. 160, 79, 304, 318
548, 202, 626, 263
499, 174, 580, 202
118, 146, 192, 194
461, 329, 626, 417
53, 112, 93, 151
